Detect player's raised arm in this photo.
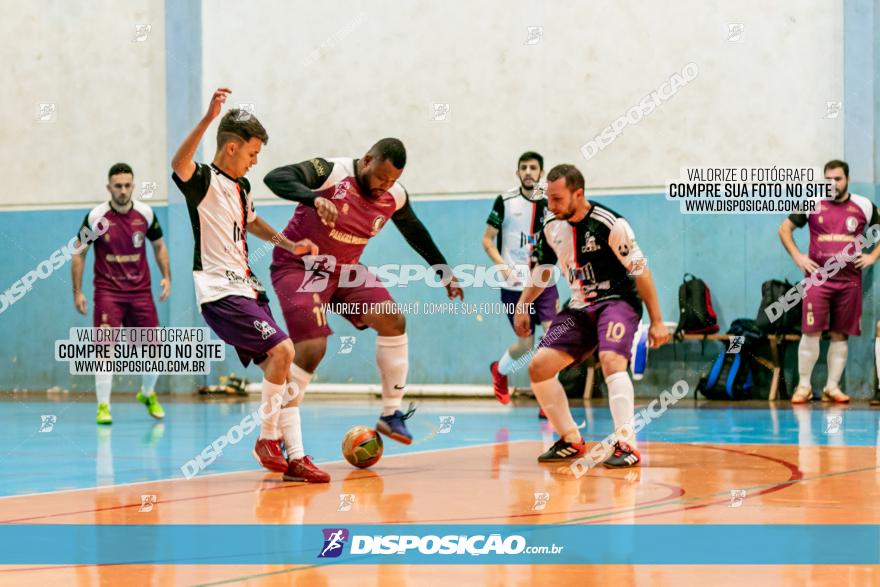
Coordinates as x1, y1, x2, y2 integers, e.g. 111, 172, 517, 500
391, 193, 463, 300
264, 159, 339, 227
171, 87, 230, 182
779, 215, 820, 274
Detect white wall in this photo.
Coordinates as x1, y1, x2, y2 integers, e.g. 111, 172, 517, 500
1, 0, 167, 207
202, 0, 844, 199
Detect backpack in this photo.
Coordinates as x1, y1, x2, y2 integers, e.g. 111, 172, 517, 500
676, 274, 719, 336
754, 279, 802, 335
696, 318, 760, 400
696, 351, 754, 400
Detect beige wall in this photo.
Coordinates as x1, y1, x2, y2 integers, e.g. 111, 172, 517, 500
1, 0, 166, 207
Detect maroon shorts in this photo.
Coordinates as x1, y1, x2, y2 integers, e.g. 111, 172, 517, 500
802, 278, 863, 336
271, 262, 395, 343
200, 295, 289, 367
539, 300, 640, 363
93, 291, 159, 328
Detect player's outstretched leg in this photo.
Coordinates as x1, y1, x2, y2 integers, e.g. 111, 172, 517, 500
253, 339, 295, 473
821, 333, 850, 403
281, 341, 330, 483
529, 348, 585, 462
792, 334, 820, 403
137, 373, 164, 419
95, 372, 113, 425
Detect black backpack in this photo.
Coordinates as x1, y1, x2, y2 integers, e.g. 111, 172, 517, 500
696, 318, 760, 400
676, 274, 719, 336
755, 279, 801, 335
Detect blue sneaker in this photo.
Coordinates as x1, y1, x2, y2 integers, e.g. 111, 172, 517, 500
376, 403, 416, 445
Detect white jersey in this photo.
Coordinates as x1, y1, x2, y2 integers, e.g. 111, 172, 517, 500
172, 163, 266, 305
486, 188, 551, 291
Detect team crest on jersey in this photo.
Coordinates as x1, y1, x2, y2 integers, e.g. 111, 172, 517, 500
253, 320, 277, 340
370, 216, 386, 235
132, 231, 145, 248
332, 182, 348, 200
581, 234, 600, 253
845, 216, 858, 232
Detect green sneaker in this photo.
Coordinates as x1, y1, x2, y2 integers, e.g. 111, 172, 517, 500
137, 391, 165, 420
96, 403, 112, 425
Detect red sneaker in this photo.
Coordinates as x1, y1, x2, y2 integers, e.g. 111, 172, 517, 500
538, 407, 547, 419
490, 361, 510, 404
283, 456, 331, 483
253, 438, 287, 472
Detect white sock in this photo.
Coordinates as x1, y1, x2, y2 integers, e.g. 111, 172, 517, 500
606, 371, 637, 448
141, 373, 158, 396
797, 335, 820, 390
258, 379, 285, 440
377, 334, 408, 416
287, 363, 311, 407
497, 350, 516, 375
875, 338, 880, 390
95, 372, 112, 405
280, 407, 304, 461
531, 377, 579, 442
825, 340, 848, 391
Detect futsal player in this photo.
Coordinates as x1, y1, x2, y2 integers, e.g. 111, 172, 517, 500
779, 160, 880, 404
71, 163, 171, 425
483, 151, 560, 404
171, 88, 325, 482
263, 139, 464, 459
515, 164, 669, 468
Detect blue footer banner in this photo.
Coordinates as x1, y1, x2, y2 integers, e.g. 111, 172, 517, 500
1, 524, 878, 565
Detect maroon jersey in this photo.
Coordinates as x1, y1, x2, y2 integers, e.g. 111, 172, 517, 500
265, 157, 447, 271
80, 201, 163, 293
789, 194, 879, 282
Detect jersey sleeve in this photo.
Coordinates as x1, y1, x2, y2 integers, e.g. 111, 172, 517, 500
171, 163, 211, 204
608, 218, 645, 272
146, 212, 163, 241
263, 158, 335, 206
77, 212, 90, 239
486, 195, 505, 229
530, 223, 558, 266
869, 205, 880, 228
788, 212, 808, 228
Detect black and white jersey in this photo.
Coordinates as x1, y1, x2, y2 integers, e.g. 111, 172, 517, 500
486, 188, 551, 291
532, 201, 643, 311
172, 163, 266, 305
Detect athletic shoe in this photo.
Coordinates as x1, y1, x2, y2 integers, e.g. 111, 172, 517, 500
538, 407, 547, 419
96, 403, 112, 425
283, 456, 330, 483
137, 391, 165, 419
377, 403, 416, 445
253, 438, 288, 472
602, 441, 641, 469
790, 386, 813, 404
821, 387, 850, 403
537, 438, 586, 462
490, 361, 510, 404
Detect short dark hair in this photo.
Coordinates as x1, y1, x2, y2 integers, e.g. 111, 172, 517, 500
546, 164, 585, 192
518, 151, 544, 170
108, 162, 133, 179
367, 137, 406, 169
824, 159, 849, 178
217, 109, 269, 148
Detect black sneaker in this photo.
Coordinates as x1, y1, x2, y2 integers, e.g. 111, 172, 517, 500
602, 441, 641, 468
537, 438, 586, 462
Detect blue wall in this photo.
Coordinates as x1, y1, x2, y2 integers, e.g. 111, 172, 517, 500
1, 194, 877, 396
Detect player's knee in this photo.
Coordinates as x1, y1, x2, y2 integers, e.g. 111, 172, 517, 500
294, 339, 327, 372
268, 339, 295, 366
599, 351, 627, 377
528, 357, 553, 383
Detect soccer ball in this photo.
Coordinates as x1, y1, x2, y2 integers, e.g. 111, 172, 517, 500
341, 426, 384, 468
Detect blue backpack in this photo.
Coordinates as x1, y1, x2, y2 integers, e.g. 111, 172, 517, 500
697, 352, 754, 400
